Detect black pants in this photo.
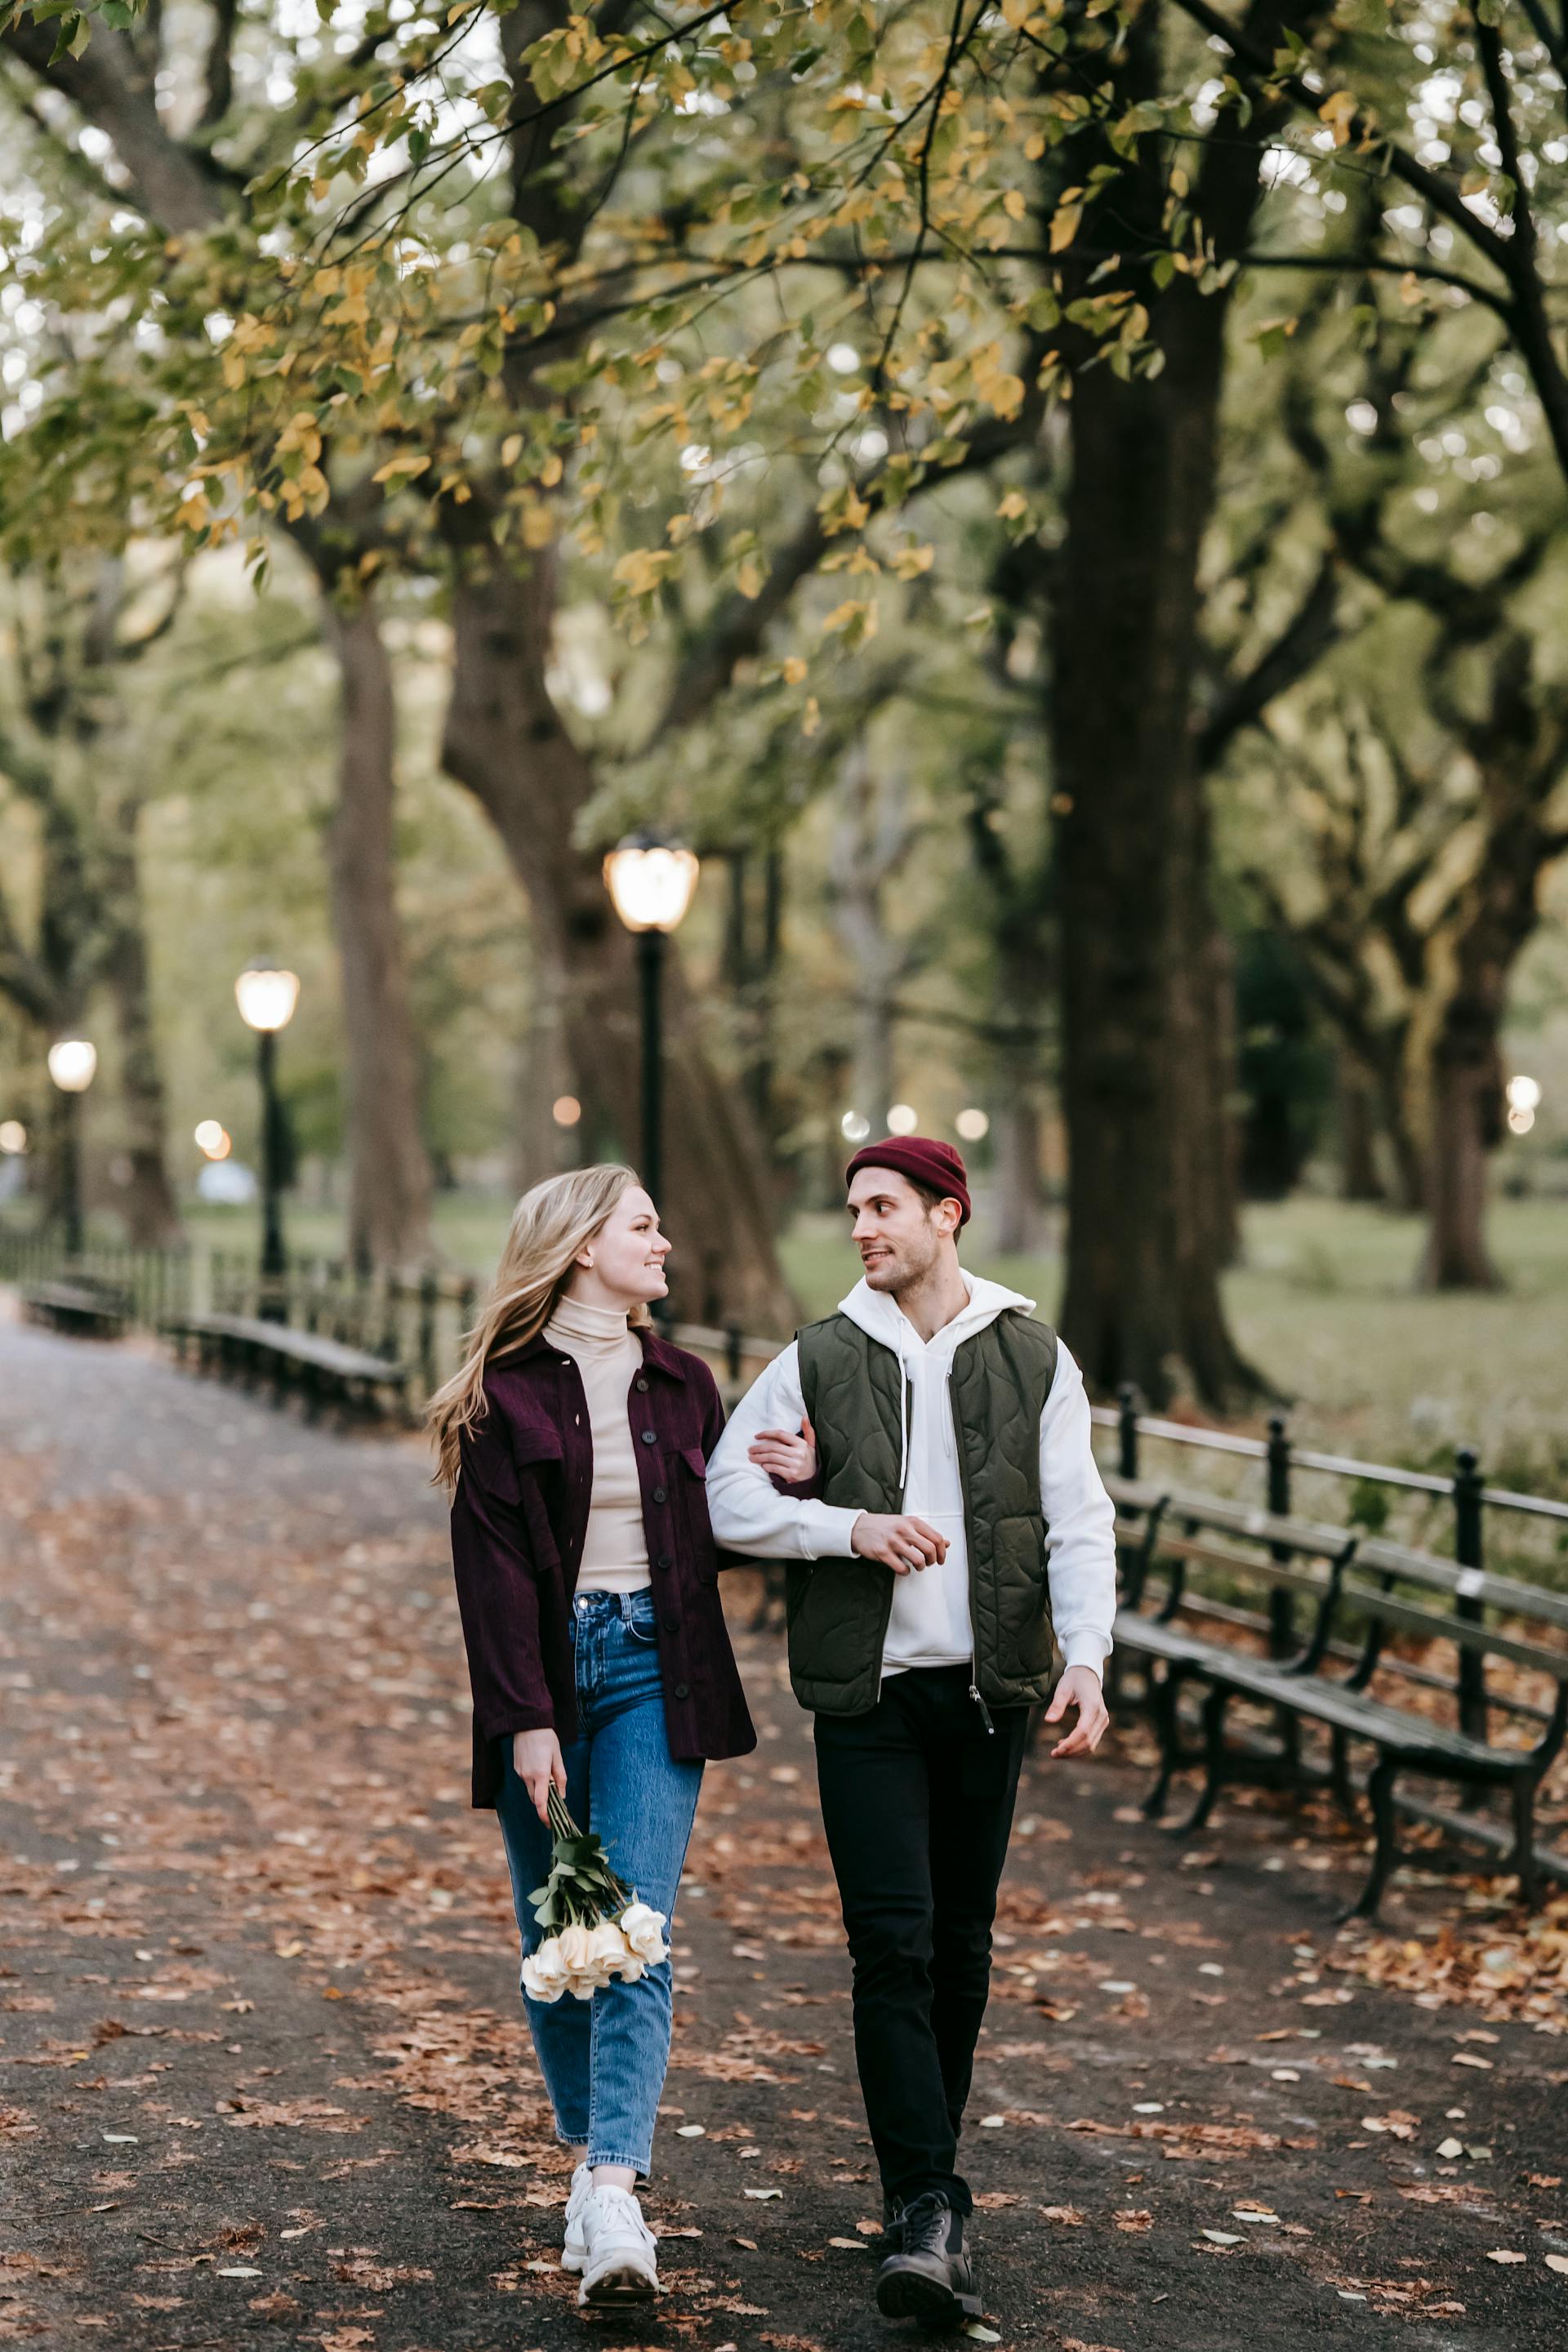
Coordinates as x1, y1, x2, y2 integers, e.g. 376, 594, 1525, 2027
813, 1666, 1030, 2213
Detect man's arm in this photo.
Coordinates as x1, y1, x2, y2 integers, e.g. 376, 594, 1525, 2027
1039, 1341, 1117, 1677
706, 1342, 864, 1560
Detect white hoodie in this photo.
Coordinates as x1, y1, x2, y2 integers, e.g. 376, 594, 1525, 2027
705, 1273, 1116, 1679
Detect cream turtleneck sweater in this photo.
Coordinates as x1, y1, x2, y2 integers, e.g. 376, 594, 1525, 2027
542, 1293, 651, 1593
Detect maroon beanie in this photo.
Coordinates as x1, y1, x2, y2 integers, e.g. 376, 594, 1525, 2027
845, 1136, 971, 1227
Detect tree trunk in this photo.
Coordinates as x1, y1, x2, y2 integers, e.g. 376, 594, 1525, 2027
439, 542, 795, 1332
993, 1088, 1046, 1254
1053, 328, 1261, 1406
1047, 0, 1307, 1406
830, 744, 913, 1134
1336, 1051, 1385, 1200
1419, 1009, 1505, 1290
512, 934, 577, 1194
99, 795, 182, 1245
321, 594, 435, 1270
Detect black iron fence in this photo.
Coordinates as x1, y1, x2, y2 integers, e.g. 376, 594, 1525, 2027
1095, 1385, 1568, 1594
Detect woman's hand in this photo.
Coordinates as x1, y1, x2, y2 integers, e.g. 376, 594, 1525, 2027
513, 1728, 567, 1822
746, 1413, 817, 1485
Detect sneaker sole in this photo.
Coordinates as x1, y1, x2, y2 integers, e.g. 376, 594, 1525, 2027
875, 2266, 982, 2328
577, 2260, 660, 2306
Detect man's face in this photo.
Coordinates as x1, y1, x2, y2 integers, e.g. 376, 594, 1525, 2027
847, 1168, 957, 1292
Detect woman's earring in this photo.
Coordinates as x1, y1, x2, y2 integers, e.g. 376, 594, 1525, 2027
581, 1255, 595, 1269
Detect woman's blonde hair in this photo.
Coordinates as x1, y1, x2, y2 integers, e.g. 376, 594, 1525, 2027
427, 1162, 648, 1492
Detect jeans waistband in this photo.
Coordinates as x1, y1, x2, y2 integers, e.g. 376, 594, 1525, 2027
571, 1588, 655, 1619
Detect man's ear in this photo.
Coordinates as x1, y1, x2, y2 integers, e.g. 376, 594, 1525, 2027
936, 1198, 962, 1237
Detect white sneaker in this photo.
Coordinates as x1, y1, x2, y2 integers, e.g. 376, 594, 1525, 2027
564, 2182, 660, 2305
560, 2161, 594, 2271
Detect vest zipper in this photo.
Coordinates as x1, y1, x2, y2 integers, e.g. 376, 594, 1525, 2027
969, 1682, 995, 1735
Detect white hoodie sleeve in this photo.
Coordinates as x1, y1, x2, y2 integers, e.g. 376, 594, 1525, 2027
1040, 1340, 1117, 1677
705, 1340, 865, 1561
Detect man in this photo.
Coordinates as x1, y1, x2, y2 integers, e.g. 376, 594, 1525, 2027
706, 1136, 1116, 2329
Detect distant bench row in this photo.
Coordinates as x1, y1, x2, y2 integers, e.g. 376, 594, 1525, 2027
1107, 1476, 1568, 1919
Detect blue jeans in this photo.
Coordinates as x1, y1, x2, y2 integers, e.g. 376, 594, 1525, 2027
496, 1588, 703, 2176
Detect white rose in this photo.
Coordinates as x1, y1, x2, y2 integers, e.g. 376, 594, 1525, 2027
522, 1936, 571, 2004
556, 1922, 595, 1971
588, 1920, 633, 1977
617, 1902, 668, 1965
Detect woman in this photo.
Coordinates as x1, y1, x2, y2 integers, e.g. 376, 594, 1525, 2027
430, 1165, 804, 2306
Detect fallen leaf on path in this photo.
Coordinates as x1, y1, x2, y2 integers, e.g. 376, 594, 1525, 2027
1200, 2230, 1243, 2245
1486, 2249, 1526, 2263
1451, 2051, 1493, 2069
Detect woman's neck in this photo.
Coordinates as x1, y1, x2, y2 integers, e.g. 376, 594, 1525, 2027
548, 1289, 635, 1344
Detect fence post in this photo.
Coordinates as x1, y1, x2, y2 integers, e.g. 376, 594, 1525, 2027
1453, 1445, 1487, 1742
1116, 1383, 1139, 1481
418, 1273, 438, 1397
1267, 1412, 1295, 1657
726, 1325, 743, 1386
456, 1281, 477, 1369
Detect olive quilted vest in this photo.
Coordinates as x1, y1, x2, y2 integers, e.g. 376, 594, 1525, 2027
791, 1307, 1060, 1716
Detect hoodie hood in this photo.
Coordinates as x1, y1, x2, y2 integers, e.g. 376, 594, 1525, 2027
835, 1271, 1037, 1347
835, 1272, 1039, 1494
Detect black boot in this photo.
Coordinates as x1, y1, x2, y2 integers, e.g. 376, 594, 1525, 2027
874, 2191, 982, 2328
868, 2192, 904, 2258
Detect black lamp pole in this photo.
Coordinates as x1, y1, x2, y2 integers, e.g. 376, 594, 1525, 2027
637, 926, 666, 1208
58, 1088, 82, 1258
257, 1027, 287, 1312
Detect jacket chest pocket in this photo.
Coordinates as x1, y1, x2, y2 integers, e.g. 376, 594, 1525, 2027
666, 1444, 719, 1583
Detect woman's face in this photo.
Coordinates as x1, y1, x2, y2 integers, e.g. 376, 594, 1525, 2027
574, 1186, 670, 1307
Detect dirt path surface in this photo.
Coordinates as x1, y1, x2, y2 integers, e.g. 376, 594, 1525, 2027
2, 1313, 1566, 2352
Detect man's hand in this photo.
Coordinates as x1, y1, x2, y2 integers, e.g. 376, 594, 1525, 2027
850, 1512, 949, 1575
513, 1728, 567, 1822
747, 1414, 817, 1484
1041, 1665, 1109, 1758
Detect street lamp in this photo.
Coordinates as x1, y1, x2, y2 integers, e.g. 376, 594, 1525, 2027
602, 831, 700, 1206
234, 956, 300, 1311
47, 1036, 97, 1258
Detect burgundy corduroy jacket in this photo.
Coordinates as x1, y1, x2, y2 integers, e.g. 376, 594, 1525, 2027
449, 1327, 757, 1806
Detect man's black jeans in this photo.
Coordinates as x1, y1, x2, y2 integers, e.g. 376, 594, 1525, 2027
813, 1664, 1030, 2213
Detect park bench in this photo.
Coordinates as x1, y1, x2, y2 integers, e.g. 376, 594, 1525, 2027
1107, 1475, 1568, 1918
21, 1275, 131, 1339
164, 1312, 408, 1421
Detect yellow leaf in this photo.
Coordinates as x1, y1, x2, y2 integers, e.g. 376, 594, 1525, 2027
371, 453, 431, 483
1318, 89, 1356, 148
782, 656, 808, 684
539, 452, 564, 488
803, 694, 821, 737
1003, 189, 1027, 222
737, 561, 763, 599
1049, 202, 1082, 253
996, 490, 1027, 520
501, 434, 523, 466
891, 543, 934, 581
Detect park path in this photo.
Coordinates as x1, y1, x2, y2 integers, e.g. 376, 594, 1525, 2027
2, 1309, 1566, 2352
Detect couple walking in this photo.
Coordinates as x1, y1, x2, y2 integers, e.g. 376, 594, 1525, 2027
431, 1136, 1116, 2327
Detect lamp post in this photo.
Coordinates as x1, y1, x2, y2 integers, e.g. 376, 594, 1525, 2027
47, 1037, 97, 1258
602, 832, 700, 1206
234, 957, 300, 1313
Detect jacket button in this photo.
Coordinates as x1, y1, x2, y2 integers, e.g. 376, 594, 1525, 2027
641, 1429, 657, 1445
663, 1613, 679, 1633
636, 1377, 649, 1392
674, 1682, 690, 1699
657, 1552, 674, 1570
653, 1486, 667, 1504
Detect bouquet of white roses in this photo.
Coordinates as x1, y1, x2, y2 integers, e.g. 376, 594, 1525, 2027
519, 1788, 668, 2003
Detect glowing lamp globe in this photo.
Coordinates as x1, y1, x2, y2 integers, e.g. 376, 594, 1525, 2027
47, 1039, 97, 1094
234, 958, 301, 1034
603, 833, 700, 934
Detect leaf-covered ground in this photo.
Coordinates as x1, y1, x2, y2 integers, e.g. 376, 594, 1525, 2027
2, 1312, 1566, 2352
